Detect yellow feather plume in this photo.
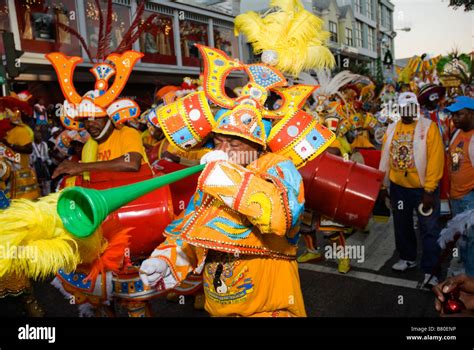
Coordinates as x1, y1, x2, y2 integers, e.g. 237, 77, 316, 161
0, 193, 103, 280
235, 0, 335, 76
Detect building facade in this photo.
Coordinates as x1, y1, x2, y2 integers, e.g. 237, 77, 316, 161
0, 0, 246, 102
312, 0, 396, 77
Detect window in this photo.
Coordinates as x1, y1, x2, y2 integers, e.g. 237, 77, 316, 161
214, 25, 238, 57
329, 21, 338, 43
377, 4, 383, 25
367, 0, 373, 20
345, 28, 353, 46
180, 19, 208, 67
368, 27, 375, 51
355, 21, 363, 47
388, 10, 393, 29
380, 6, 386, 27
15, 0, 81, 55
84, 0, 131, 58
140, 12, 176, 65
0, 1, 9, 31
355, 0, 362, 13
0, 0, 10, 55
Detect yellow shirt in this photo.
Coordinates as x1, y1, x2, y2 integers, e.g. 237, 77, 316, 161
385, 121, 444, 191
448, 130, 474, 199
5, 125, 33, 167
97, 126, 148, 164
203, 254, 306, 317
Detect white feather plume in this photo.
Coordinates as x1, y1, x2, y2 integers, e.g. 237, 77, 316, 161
438, 209, 474, 250
315, 69, 361, 97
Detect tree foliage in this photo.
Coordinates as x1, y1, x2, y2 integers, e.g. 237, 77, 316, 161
448, 0, 473, 12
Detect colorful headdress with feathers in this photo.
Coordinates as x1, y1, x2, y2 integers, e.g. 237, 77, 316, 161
150, 45, 334, 167
46, 0, 157, 128
436, 51, 472, 92
297, 70, 359, 134
398, 54, 441, 92
234, 0, 335, 77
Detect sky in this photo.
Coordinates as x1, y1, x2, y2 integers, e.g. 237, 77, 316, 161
392, 0, 473, 59
239, 0, 473, 59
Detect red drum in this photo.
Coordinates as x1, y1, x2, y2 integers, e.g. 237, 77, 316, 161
357, 149, 382, 169
155, 159, 200, 215
62, 165, 174, 261
299, 152, 384, 229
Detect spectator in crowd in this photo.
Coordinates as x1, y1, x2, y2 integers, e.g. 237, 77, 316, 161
33, 98, 48, 126
31, 127, 52, 196
446, 96, 474, 276
379, 92, 445, 288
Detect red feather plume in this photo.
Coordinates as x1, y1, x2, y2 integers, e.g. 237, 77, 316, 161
57, 22, 95, 62
94, 0, 105, 60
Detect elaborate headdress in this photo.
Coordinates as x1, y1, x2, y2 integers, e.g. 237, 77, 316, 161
213, 103, 267, 148
46, 0, 157, 129
417, 83, 446, 105
299, 70, 360, 109
398, 54, 441, 92
297, 70, 360, 136
436, 52, 472, 92
152, 44, 335, 168
234, 0, 335, 77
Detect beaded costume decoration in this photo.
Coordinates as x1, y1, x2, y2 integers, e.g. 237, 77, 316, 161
268, 110, 335, 168
45, 0, 160, 130
151, 91, 216, 151
47, 51, 143, 124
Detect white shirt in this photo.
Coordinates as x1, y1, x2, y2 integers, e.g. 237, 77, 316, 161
31, 141, 51, 165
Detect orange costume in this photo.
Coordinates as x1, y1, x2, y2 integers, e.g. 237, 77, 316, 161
140, 39, 336, 317
154, 153, 306, 316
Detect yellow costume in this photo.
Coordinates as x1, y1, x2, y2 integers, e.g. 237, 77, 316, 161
134, 12, 338, 312
383, 120, 444, 192
139, 30, 336, 315
153, 153, 306, 317
5, 124, 40, 200
95, 126, 148, 164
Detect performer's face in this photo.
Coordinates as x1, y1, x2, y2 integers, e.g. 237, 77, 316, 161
85, 117, 109, 138
452, 108, 474, 132
213, 134, 260, 166
425, 95, 440, 110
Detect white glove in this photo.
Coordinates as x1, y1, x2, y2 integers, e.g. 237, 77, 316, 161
200, 150, 229, 164
139, 257, 169, 287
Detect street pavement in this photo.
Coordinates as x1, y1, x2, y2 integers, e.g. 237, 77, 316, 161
0, 217, 443, 317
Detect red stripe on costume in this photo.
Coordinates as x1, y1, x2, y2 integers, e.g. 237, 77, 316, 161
233, 171, 252, 211
197, 161, 216, 191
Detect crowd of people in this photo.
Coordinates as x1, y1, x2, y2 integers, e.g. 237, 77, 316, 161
0, 0, 473, 319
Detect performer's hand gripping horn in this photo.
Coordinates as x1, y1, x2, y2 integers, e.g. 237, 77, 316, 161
57, 164, 205, 238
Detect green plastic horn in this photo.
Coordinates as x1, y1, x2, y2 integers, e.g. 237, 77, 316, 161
57, 164, 205, 238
